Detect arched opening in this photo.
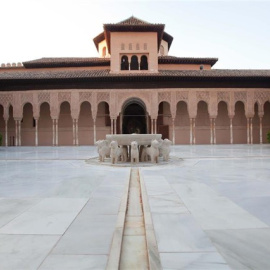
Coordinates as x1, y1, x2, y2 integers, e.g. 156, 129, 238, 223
140, 55, 148, 70
233, 101, 246, 144
157, 101, 171, 139
102, 46, 106, 57
8, 105, 15, 146
59, 101, 72, 145
262, 101, 270, 143
216, 101, 230, 144
253, 103, 260, 144
130, 55, 139, 70
97, 102, 110, 140
78, 101, 93, 145
175, 101, 189, 144
0, 105, 4, 146
196, 101, 210, 144
121, 55, 129, 70
39, 102, 52, 146
122, 99, 147, 134
22, 103, 34, 146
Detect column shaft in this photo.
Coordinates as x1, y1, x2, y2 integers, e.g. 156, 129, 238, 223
73, 119, 75, 145
35, 119, 38, 146
250, 118, 253, 144
230, 118, 233, 144
76, 119, 79, 146
259, 117, 263, 144
5, 120, 8, 147
93, 119, 96, 144
247, 118, 250, 144
193, 118, 196, 144
52, 119, 55, 146
213, 118, 216, 144
18, 120, 21, 146
55, 119, 58, 146
172, 118, 175, 145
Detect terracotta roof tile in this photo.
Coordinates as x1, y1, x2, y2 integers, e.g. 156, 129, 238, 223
1, 69, 270, 81
159, 56, 218, 66
23, 57, 110, 68
117, 16, 151, 25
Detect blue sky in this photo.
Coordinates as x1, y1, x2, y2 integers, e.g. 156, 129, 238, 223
1, 0, 270, 69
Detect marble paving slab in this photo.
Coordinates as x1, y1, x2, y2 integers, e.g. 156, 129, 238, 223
206, 228, 270, 270
39, 254, 108, 270
0, 198, 88, 235
160, 252, 230, 270
172, 183, 268, 230
0, 198, 40, 228
0, 234, 60, 270
52, 213, 118, 255
152, 213, 217, 253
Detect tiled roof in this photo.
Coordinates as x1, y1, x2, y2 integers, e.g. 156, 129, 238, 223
20, 56, 217, 69
103, 16, 165, 54
23, 58, 110, 68
1, 69, 270, 81
117, 16, 151, 25
159, 56, 218, 67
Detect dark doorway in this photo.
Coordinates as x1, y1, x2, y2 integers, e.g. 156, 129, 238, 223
122, 102, 147, 134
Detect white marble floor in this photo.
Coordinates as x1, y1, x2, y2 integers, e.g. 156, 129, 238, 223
0, 144, 269, 269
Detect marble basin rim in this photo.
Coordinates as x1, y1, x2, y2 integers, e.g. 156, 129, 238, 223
105, 134, 162, 146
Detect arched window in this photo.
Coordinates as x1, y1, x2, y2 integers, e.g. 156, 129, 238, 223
130, 55, 139, 70
140, 55, 148, 70
121, 55, 129, 70
102, 46, 106, 57
159, 45, 164, 56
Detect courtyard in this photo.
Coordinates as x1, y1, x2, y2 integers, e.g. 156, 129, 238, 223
0, 144, 270, 269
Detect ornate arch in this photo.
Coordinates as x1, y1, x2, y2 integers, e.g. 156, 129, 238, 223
117, 92, 151, 116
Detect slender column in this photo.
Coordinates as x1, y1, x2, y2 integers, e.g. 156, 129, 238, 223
210, 118, 213, 144
75, 119, 79, 146
259, 117, 263, 144
154, 119, 157, 134
93, 118, 96, 144
111, 118, 113, 134
247, 118, 250, 144
190, 118, 193, 145
114, 118, 117, 134
15, 120, 18, 146
18, 120, 21, 146
35, 118, 39, 146
193, 118, 196, 144
5, 119, 8, 147
151, 119, 153, 134
172, 118, 175, 145
52, 119, 55, 146
250, 118, 253, 144
213, 118, 216, 144
230, 117, 233, 144
72, 119, 76, 146
55, 119, 58, 146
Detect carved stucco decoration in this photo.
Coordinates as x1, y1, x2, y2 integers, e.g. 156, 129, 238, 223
0, 94, 13, 106
196, 91, 210, 103
58, 92, 71, 105
234, 91, 247, 104
21, 93, 33, 106
176, 91, 188, 102
79, 92, 92, 104
158, 91, 171, 104
38, 92, 50, 105
97, 92, 110, 104
217, 91, 230, 104
116, 91, 151, 116
254, 91, 269, 106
